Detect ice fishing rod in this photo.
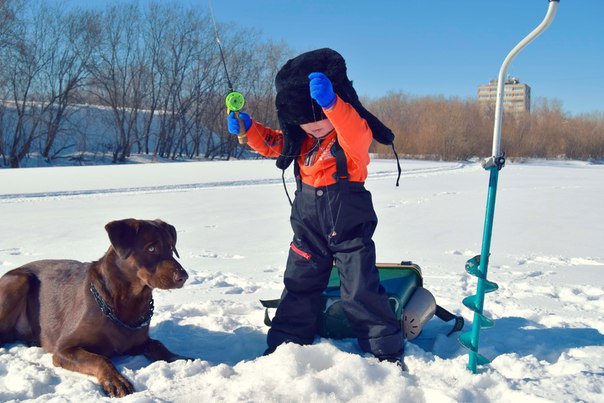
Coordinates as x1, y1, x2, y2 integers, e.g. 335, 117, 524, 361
208, 0, 247, 145
459, 0, 559, 374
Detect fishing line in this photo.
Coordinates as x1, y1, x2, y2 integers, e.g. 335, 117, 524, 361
208, 0, 245, 141
321, 140, 340, 239
208, 0, 234, 93
308, 96, 340, 237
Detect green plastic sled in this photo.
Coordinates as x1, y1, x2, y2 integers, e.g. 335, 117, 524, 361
260, 261, 463, 340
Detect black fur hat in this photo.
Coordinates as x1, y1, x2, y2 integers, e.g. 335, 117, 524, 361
274, 48, 394, 170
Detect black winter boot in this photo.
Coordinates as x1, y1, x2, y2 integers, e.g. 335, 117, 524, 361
379, 355, 408, 372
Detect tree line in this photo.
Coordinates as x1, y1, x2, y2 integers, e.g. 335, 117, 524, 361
0, 0, 287, 167
369, 94, 604, 161
1, 0, 602, 168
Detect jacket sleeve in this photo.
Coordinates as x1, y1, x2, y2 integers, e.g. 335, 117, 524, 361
245, 120, 284, 158
323, 96, 372, 168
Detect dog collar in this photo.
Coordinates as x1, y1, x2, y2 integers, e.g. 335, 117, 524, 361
90, 283, 154, 330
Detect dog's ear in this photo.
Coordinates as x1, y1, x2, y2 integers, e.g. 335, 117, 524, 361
154, 219, 179, 258
105, 219, 139, 259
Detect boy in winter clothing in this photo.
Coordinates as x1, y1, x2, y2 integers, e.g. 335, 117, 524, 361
227, 48, 404, 367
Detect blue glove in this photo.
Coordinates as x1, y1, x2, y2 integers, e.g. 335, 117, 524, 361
227, 111, 252, 134
309, 72, 336, 108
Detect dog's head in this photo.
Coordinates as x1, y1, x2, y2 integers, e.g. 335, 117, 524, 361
104, 219, 188, 289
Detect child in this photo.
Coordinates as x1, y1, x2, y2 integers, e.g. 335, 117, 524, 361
227, 48, 404, 368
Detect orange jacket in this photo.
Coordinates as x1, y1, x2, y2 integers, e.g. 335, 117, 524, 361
245, 96, 373, 187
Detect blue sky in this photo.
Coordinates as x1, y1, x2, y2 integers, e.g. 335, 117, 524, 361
68, 1, 602, 116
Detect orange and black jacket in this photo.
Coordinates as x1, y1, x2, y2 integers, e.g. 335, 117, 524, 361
245, 96, 373, 187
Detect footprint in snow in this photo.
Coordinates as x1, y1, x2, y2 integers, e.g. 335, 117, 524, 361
520, 255, 604, 267
191, 251, 245, 260
0, 247, 23, 256
447, 249, 480, 258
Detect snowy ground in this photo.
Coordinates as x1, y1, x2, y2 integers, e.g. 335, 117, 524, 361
0, 158, 602, 402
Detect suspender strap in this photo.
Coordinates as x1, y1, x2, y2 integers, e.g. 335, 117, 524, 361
333, 140, 350, 192
292, 139, 350, 193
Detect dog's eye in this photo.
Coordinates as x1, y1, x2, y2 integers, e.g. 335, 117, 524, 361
146, 244, 159, 254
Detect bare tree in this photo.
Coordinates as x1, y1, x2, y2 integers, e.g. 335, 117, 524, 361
137, 4, 206, 160
242, 41, 291, 129
87, 3, 147, 163
186, 44, 222, 159
39, 9, 102, 162
0, 0, 25, 165
136, 2, 167, 155
2, 2, 58, 167
151, 4, 205, 159
0, 0, 24, 48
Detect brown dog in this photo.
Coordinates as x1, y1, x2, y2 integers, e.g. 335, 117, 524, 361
0, 218, 189, 397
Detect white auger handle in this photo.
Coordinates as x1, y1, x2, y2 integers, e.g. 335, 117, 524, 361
490, 0, 560, 161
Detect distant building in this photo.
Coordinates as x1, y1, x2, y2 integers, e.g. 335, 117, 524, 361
478, 77, 531, 113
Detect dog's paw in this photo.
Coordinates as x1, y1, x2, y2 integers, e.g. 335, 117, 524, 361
100, 372, 135, 397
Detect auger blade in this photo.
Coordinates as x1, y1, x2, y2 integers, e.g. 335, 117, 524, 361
477, 313, 494, 329
462, 295, 479, 312
469, 351, 491, 367
483, 279, 499, 293
459, 331, 475, 350
465, 255, 482, 278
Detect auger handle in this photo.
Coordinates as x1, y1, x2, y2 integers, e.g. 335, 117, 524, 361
491, 0, 559, 159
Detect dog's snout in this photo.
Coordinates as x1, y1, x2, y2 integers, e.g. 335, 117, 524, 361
173, 268, 188, 286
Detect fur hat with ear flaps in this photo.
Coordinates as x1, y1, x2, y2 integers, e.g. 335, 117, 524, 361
275, 48, 395, 170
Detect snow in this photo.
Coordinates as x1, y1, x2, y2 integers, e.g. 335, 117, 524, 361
0, 158, 602, 402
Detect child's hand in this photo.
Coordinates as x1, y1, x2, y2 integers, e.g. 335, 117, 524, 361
309, 72, 336, 109
227, 111, 252, 134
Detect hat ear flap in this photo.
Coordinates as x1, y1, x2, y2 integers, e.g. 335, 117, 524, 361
356, 105, 395, 145
333, 79, 358, 105
276, 123, 306, 170
334, 79, 395, 146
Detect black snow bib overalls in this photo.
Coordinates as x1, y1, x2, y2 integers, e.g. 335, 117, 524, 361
266, 140, 403, 360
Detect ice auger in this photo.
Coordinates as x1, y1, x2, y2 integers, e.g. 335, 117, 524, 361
460, 0, 560, 373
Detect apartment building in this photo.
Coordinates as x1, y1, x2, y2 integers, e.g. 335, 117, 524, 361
478, 77, 531, 113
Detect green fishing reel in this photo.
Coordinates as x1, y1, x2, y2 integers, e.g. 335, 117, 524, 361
225, 91, 245, 112
225, 91, 247, 144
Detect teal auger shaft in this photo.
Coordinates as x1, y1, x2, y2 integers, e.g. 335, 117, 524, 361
460, 162, 501, 372
467, 164, 500, 373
